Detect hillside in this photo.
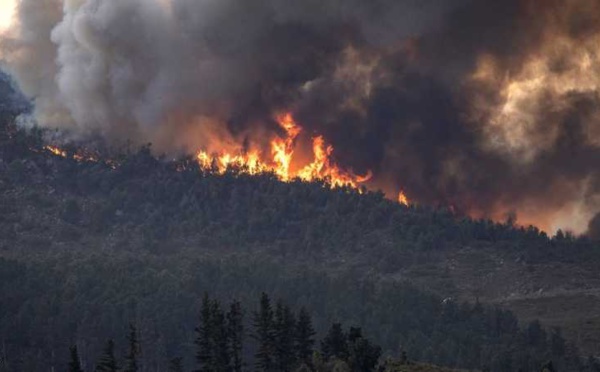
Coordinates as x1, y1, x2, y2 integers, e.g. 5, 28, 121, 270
0, 67, 599, 369
1, 112, 599, 370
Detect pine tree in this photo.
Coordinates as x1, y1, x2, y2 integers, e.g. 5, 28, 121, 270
195, 293, 213, 372
294, 307, 316, 366
321, 323, 348, 361
274, 302, 297, 372
95, 339, 118, 372
68, 345, 84, 372
227, 300, 244, 372
346, 327, 381, 372
210, 299, 230, 372
124, 323, 140, 372
253, 292, 275, 372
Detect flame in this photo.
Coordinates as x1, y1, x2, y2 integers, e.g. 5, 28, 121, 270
196, 150, 267, 175
398, 190, 409, 206
42, 113, 379, 195
45, 146, 67, 158
43, 145, 115, 168
271, 113, 301, 181
195, 113, 371, 190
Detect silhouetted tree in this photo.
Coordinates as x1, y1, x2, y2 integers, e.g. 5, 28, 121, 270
95, 339, 118, 372
346, 327, 381, 372
124, 324, 140, 372
254, 293, 276, 372
210, 300, 230, 372
295, 307, 316, 366
321, 323, 348, 361
195, 293, 213, 372
68, 345, 84, 372
227, 300, 244, 372
274, 301, 296, 371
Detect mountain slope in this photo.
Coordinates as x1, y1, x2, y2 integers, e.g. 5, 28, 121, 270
0, 111, 598, 370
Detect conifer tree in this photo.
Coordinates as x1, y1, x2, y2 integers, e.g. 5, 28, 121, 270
195, 293, 213, 372
321, 323, 348, 361
227, 300, 244, 372
124, 323, 140, 372
253, 292, 275, 372
274, 301, 297, 372
210, 299, 230, 372
346, 327, 381, 372
295, 307, 316, 366
95, 339, 118, 372
68, 345, 84, 372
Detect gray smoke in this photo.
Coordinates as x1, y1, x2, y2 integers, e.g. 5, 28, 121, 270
0, 0, 598, 235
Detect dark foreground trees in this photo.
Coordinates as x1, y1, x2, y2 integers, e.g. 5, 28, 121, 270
69, 293, 380, 372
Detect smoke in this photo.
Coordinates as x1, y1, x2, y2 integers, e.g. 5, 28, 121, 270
0, 0, 598, 235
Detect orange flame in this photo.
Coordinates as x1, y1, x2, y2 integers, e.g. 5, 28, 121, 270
43, 145, 115, 168
196, 113, 371, 190
398, 190, 409, 206
43, 113, 377, 193
45, 145, 67, 158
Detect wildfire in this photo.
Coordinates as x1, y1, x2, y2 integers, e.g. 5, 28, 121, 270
195, 113, 372, 190
45, 146, 67, 158
196, 150, 267, 175
398, 191, 409, 206
44, 145, 113, 168
42, 113, 411, 203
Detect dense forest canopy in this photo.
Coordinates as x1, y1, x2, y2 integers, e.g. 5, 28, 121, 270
0, 73, 599, 371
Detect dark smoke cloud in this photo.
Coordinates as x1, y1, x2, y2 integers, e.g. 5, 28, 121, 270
0, 0, 598, 234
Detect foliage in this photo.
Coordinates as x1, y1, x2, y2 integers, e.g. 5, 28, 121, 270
0, 104, 596, 371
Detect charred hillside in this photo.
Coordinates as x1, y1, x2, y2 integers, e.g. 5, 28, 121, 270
1, 111, 600, 371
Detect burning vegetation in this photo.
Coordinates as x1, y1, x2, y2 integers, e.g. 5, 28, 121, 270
0, 0, 598, 235
40, 113, 398, 201
196, 113, 373, 189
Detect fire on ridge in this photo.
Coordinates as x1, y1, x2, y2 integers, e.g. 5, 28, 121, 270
43, 113, 411, 206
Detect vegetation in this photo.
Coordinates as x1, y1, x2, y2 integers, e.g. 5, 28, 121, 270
0, 81, 599, 371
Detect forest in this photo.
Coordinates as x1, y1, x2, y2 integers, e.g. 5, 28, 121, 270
71, 293, 384, 372
0, 75, 599, 371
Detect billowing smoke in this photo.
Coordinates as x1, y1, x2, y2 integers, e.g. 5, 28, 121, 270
0, 0, 598, 235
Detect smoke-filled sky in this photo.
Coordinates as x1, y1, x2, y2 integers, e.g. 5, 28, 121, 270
0, 0, 599, 236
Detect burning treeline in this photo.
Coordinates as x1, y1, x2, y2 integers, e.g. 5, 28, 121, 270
0, 0, 599, 236
44, 113, 378, 196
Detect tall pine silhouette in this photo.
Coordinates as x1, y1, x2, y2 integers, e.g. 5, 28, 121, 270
295, 307, 316, 366
321, 323, 348, 361
253, 293, 276, 372
211, 299, 230, 372
95, 339, 118, 372
274, 301, 297, 372
227, 300, 244, 372
124, 324, 140, 372
195, 294, 230, 372
68, 345, 84, 372
195, 293, 213, 372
